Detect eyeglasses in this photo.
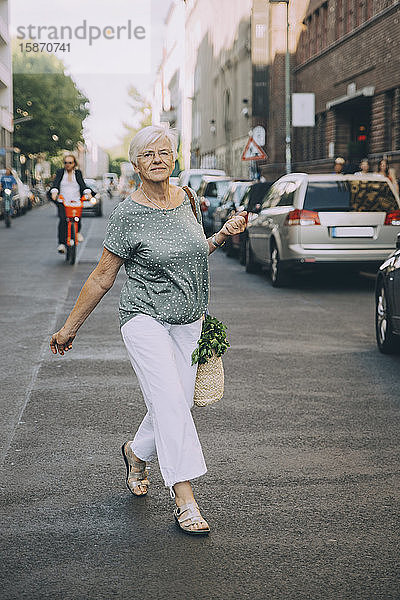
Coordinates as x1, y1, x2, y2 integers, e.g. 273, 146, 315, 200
64, 161, 74, 165
137, 150, 173, 162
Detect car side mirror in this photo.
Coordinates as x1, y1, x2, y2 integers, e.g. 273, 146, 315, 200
397, 233, 400, 250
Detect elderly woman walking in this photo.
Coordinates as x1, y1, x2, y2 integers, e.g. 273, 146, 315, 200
50, 124, 247, 535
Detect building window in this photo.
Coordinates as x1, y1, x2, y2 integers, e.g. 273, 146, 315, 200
317, 113, 327, 159
355, 0, 361, 26
255, 24, 266, 38
305, 129, 313, 162
354, 0, 373, 25
312, 122, 318, 160
194, 65, 201, 93
345, 0, 354, 33
307, 15, 312, 59
193, 110, 201, 140
314, 10, 321, 54
321, 4, 328, 48
385, 90, 396, 151
306, 17, 311, 59
223, 89, 231, 134
300, 4, 330, 62
299, 27, 305, 62
344, 1, 349, 33
336, 0, 344, 39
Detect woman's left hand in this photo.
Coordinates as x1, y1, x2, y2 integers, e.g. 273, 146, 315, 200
219, 211, 247, 237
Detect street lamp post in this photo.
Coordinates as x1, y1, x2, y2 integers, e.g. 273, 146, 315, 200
270, 0, 291, 173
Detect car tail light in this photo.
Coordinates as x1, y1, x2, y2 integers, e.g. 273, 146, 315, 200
384, 209, 400, 225
285, 209, 321, 226
200, 198, 210, 212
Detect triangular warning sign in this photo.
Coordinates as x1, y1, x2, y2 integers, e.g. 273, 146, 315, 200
241, 136, 267, 161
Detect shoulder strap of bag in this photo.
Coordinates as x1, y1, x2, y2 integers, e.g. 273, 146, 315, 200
182, 185, 200, 224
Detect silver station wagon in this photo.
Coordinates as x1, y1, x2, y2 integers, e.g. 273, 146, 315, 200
245, 173, 400, 286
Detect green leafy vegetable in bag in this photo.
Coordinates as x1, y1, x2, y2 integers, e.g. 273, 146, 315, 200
191, 315, 230, 365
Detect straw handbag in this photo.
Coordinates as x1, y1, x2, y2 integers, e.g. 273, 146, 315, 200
183, 186, 228, 407
194, 349, 225, 407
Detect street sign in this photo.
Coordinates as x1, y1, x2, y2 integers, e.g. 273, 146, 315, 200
241, 136, 267, 162
252, 125, 266, 147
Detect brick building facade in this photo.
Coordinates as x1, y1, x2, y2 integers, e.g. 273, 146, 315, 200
157, 1, 399, 181
271, 0, 400, 179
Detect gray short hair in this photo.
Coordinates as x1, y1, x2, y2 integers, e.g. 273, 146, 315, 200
129, 124, 178, 164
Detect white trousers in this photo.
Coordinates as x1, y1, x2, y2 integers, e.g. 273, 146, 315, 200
121, 313, 207, 492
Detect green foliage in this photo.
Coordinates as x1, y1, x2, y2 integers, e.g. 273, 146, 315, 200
119, 86, 152, 157
49, 151, 66, 174
191, 315, 230, 366
108, 156, 126, 177
106, 86, 152, 158
13, 49, 89, 155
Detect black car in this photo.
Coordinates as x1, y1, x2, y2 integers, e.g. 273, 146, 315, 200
230, 181, 272, 264
197, 176, 232, 236
375, 233, 400, 354
82, 179, 103, 217
213, 180, 252, 254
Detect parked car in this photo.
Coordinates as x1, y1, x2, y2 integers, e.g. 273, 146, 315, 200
228, 181, 273, 261
197, 176, 232, 236
375, 232, 400, 354
213, 181, 252, 246
0, 168, 30, 218
245, 173, 400, 286
82, 179, 103, 216
178, 168, 226, 193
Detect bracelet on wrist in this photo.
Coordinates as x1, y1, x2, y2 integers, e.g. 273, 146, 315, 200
211, 233, 226, 248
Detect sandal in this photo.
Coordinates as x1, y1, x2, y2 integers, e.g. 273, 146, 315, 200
121, 441, 149, 496
174, 502, 210, 536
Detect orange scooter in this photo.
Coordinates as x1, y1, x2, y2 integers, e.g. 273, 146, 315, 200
60, 193, 86, 265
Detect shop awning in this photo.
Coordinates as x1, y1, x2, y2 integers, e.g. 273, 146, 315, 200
326, 86, 375, 110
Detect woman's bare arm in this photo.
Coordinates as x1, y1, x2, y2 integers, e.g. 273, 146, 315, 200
50, 248, 124, 355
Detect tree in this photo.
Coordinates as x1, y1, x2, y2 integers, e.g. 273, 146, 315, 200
13, 49, 89, 155
108, 156, 126, 177
109, 86, 184, 173
119, 86, 152, 157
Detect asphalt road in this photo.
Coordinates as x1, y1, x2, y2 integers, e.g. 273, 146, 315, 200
0, 198, 399, 600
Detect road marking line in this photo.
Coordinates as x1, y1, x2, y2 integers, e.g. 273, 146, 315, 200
76, 219, 95, 264
0, 283, 74, 466
0, 217, 96, 467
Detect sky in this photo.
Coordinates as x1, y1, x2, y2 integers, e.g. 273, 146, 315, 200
10, 0, 172, 151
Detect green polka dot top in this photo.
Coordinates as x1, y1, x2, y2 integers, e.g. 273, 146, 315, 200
104, 188, 209, 327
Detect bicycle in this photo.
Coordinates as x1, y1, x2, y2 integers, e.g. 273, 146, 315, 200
2, 188, 14, 228
60, 193, 85, 265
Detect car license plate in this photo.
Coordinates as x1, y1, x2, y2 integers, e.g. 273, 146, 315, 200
331, 226, 374, 238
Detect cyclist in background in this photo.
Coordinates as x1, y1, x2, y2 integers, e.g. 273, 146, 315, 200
0, 167, 17, 196
0, 167, 17, 222
48, 155, 95, 254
